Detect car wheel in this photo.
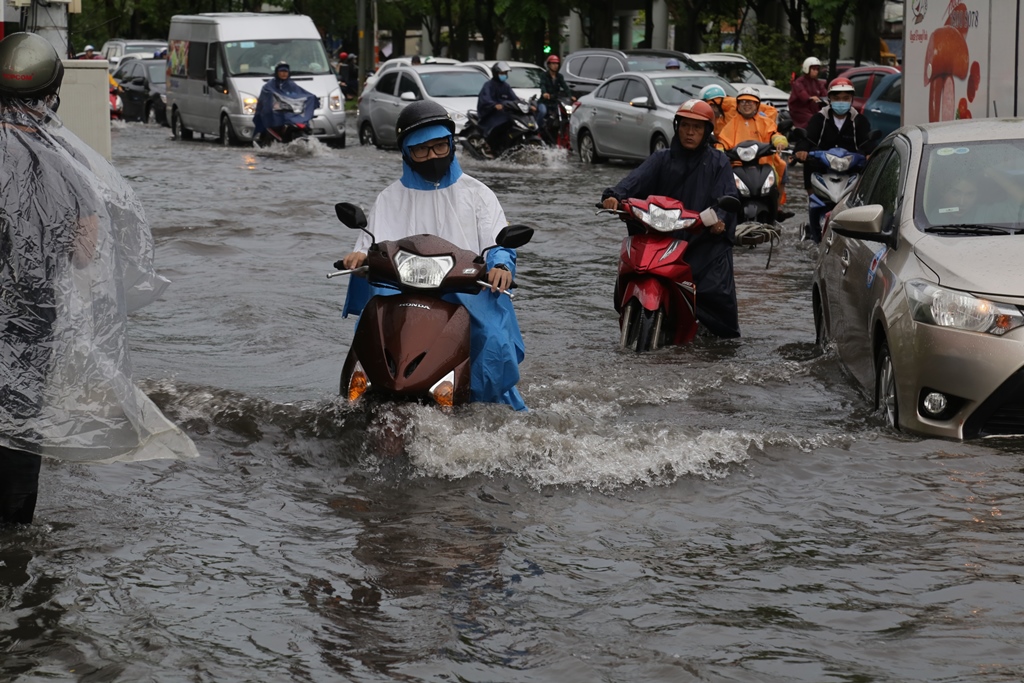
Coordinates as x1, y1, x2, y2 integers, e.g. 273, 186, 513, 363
876, 340, 899, 430
578, 130, 603, 164
171, 109, 193, 141
219, 115, 238, 146
359, 121, 378, 147
650, 133, 668, 154
813, 290, 827, 346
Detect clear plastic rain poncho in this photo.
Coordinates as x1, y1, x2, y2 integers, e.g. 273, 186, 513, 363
1, 97, 198, 463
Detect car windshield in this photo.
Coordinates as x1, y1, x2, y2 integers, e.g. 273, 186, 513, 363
223, 39, 332, 76
146, 64, 166, 84
650, 75, 738, 105
419, 70, 488, 97
508, 67, 543, 88
698, 60, 767, 85
917, 141, 1024, 229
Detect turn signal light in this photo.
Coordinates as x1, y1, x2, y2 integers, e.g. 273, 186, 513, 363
431, 380, 454, 408
348, 370, 369, 401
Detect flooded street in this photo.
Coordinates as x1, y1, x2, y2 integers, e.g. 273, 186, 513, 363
3, 120, 1024, 682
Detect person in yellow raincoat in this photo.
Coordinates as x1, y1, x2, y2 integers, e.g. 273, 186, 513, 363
715, 87, 791, 214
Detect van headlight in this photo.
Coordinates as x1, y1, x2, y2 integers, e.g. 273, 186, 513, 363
906, 280, 1024, 335
241, 92, 258, 115
328, 88, 342, 111
395, 251, 453, 288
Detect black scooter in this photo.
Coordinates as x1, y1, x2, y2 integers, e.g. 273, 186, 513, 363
459, 100, 543, 160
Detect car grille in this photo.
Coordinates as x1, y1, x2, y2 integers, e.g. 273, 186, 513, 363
964, 369, 1024, 438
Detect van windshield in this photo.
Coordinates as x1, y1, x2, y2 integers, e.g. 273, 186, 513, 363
223, 39, 332, 77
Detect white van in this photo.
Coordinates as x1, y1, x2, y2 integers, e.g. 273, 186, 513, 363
166, 13, 346, 146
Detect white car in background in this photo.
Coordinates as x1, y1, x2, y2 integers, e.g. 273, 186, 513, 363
364, 56, 462, 91
462, 60, 545, 101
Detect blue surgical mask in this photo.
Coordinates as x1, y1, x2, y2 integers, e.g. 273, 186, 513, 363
498, 74, 508, 82
831, 100, 852, 116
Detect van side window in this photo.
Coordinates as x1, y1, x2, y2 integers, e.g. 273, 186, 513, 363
188, 42, 208, 80
209, 44, 226, 83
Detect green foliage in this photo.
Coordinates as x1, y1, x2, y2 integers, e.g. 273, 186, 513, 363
738, 23, 802, 87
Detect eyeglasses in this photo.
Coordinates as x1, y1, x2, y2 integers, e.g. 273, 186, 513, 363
408, 139, 451, 161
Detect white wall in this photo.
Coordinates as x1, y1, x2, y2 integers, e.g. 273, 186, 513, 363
59, 59, 111, 159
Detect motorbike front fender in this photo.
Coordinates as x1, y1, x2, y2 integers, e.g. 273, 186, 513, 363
621, 277, 669, 313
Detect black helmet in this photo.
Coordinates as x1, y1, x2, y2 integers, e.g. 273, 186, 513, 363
0, 32, 64, 99
395, 100, 455, 148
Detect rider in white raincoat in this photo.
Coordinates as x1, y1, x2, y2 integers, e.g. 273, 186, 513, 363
340, 101, 527, 410
1, 33, 197, 523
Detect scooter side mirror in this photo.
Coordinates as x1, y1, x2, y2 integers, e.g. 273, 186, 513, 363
335, 202, 368, 230
716, 196, 742, 214
495, 224, 535, 250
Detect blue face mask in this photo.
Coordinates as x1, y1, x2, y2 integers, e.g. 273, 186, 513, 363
831, 100, 852, 116
498, 74, 508, 82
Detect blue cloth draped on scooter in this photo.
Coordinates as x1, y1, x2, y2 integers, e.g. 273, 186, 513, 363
341, 248, 525, 411
253, 77, 317, 136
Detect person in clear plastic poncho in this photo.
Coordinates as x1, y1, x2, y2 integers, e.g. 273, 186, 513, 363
1, 32, 197, 525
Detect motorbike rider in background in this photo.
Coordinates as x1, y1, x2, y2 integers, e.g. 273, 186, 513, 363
477, 61, 536, 158
338, 101, 527, 410
787, 57, 828, 130
716, 87, 792, 219
252, 61, 318, 145
601, 100, 742, 339
536, 55, 575, 128
793, 78, 875, 184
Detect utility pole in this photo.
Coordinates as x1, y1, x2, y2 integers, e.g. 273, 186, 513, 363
356, 0, 367, 95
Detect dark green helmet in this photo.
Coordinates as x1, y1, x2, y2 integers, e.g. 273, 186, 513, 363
0, 32, 64, 99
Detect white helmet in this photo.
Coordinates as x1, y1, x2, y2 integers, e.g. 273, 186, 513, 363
801, 57, 821, 74
736, 86, 761, 103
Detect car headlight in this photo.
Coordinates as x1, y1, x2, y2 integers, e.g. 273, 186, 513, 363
736, 145, 757, 162
760, 170, 776, 194
826, 153, 851, 172
906, 280, 1024, 335
734, 175, 750, 197
448, 110, 466, 122
328, 88, 342, 111
395, 250, 453, 288
241, 92, 258, 115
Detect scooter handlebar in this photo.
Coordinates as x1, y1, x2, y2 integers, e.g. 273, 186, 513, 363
326, 265, 368, 279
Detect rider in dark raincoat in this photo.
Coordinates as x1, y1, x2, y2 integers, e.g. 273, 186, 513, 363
253, 62, 318, 143
601, 99, 742, 338
476, 61, 533, 156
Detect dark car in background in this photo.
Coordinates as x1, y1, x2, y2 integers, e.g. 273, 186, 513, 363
112, 58, 168, 125
862, 72, 902, 138
562, 48, 703, 99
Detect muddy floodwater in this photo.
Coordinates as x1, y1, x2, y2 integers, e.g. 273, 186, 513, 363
3, 120, 1024, 683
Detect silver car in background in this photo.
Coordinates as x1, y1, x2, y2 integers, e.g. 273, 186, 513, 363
813, 119, 1024, 439
569, 70, 735, 163
356, 64, 487, 148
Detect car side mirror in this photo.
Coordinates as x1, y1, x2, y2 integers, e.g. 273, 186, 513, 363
132, 76, 146, 86
494, 224, 535, 250
400, 90, 418, 101
767, 79, 776, 87
629, 96, 651, 108
829, 204, 890, 242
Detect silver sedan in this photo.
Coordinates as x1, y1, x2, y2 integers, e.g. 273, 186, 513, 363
569, 70, 735, 163
813, 119, 1024, 439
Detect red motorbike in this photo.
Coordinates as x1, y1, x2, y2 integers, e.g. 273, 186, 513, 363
328, 202, 534, 407
601, 194, 740, 352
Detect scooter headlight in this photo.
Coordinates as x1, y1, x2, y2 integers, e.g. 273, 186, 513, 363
734, 175, 751, 197
736, 145, 757, 163
632, 204, 687, 232
760, 170, 776, 194
825, 153, 851, 172
906, 280, 1024, 335
395, 250, 454, 288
